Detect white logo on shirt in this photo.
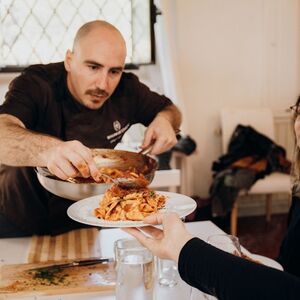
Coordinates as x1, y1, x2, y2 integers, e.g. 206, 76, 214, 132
113, 120, 121, 132
107, 123, 130, 143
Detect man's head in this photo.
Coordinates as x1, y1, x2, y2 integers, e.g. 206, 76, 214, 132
64, 20, 126, 110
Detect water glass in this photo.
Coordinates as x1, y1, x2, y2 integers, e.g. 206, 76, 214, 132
114, 238, 154, 300
114, 238, 141, 264
206, 234, 242, 257
157, 258, 179, 287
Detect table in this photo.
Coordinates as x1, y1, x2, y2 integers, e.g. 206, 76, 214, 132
0, 221, 224, 300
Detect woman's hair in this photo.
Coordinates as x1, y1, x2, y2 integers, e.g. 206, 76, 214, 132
292, 96, 300, 182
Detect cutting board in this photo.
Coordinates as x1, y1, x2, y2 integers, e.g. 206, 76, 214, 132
0, 259, 115, 297
0, 228, 115, 297
27, 227, 101, 263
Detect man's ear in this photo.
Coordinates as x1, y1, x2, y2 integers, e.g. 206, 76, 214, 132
64, 49, 72, 72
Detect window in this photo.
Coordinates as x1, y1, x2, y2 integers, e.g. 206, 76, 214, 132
0, 0, 156, 71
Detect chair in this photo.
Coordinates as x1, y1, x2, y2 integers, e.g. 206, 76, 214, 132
149, 169, 181, 193
220, 108, 291, 235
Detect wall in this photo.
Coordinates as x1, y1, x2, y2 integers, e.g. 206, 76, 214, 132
161, 0, 300, 198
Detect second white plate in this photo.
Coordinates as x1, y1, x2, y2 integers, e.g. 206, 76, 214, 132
250, 254, 283, 271
67, 191, 197, 228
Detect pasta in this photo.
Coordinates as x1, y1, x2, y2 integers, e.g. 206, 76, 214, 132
69, 167, 148, 184
94, 184, 166, 221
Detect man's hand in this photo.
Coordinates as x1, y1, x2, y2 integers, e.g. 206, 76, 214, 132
40, 140, 100, 181
141, 104, 181, 155
123, 212, 193, 262
141, 116, 177, 155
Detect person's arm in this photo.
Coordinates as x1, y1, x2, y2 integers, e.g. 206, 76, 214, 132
0, 114, 99, 181
141, 104, 182, 155
124, 213, 300, 300
179, 237, 300, 300
0, 114, 61, 166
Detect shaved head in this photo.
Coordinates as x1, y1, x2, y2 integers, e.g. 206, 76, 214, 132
73, 20, 126, 52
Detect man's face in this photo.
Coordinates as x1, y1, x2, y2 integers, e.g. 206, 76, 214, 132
64, 29, 126, 110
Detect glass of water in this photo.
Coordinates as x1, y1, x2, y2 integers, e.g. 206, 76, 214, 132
157, 258, 179, 287
114, 238, 154, 300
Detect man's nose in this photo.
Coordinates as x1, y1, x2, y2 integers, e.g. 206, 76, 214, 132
95, 72, 109, 91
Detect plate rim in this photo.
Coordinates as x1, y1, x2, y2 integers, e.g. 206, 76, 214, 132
67, 191, 197, 228
250, 253, 283, 271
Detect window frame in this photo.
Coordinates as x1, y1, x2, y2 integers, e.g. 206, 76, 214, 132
0, 0, 158, 73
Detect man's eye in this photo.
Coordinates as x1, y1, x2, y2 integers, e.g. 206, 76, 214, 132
111, 69, 121, 75
88, 65, 98, 70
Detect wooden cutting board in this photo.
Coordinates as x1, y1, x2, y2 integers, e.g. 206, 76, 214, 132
0, 259, 115, 297
0, 228, 115, 297
27, 227, 101, 263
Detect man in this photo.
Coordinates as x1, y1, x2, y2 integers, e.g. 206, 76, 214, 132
0, 20, 181, 236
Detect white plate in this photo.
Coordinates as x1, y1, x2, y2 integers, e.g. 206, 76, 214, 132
250, 254, 283, 271
67, 191, 197, 228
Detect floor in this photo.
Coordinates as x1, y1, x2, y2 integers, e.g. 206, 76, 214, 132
232, 213, 288, 259
186, 199, 289, 259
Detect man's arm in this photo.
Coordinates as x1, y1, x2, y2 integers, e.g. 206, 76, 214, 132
0, 114, 99, 180
141, 104, 182, 155
0, 114, 62, 166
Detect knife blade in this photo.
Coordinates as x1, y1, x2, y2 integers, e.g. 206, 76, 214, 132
27, 257, 114, 273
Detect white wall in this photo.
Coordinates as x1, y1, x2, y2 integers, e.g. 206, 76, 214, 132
161, 0, 300, 197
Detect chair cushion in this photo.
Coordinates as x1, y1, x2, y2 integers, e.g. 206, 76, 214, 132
247, 172, 291, 194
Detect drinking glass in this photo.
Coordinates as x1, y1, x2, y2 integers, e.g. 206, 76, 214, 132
157, 258, 179, 287
114, 238, 154, 300
206, 234, 242, 257
114, 238, 140, 265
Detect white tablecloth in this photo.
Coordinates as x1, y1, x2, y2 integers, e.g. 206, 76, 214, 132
0, 221, 224, 300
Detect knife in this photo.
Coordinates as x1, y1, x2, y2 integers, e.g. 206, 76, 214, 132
27, 257, 114, 272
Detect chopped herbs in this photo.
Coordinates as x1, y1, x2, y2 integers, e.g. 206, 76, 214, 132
27, 267, 69, 285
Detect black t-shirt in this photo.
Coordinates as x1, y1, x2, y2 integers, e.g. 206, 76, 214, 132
179, 238, 300, 300
0, 62, 172, 235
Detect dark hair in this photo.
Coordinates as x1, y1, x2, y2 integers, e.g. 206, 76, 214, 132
292, 96, 300, 181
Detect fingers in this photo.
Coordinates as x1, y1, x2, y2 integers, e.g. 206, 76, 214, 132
162, 212, 182, 228
124, 213, 191, 261
48, 163, 76, 180
46, 140, 98, 179
150, 131, 177, 155
122, 227, 143, 239
143, 118, 177, 155
143, 212, 180, 226
122, 227, 158, 250
72, 146, 99, 180
62, 149, 90, 178
143, 213, 164, 225
123, 226, 163, 240
139, 226, 164, 239
141, 128, 154, 149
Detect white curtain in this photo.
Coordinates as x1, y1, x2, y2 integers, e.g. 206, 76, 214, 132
155, 0, 188, 132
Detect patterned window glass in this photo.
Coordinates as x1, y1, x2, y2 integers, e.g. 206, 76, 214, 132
0, 0, 153, 70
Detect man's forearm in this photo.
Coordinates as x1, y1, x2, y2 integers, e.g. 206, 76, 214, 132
0, 118, 62, 167
156, 104, 182, 130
